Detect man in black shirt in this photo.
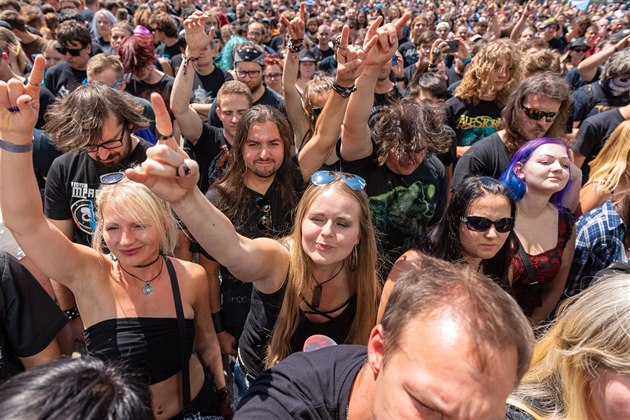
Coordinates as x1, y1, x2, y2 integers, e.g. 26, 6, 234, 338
236, 257, 534, 419
44, 20, 92, 97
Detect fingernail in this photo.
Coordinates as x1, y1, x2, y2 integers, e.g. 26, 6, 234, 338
183, 164, 191, 175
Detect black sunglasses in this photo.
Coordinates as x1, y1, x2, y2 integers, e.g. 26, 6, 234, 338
521, 104, 558, 122
571, 48, 588, 53
256, 196, 272, 231
460, 216, 514, 233
56, 45, 85, 56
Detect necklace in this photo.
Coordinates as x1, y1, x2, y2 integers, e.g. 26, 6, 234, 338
119, 257, 164, 296
311, 262, 344, 309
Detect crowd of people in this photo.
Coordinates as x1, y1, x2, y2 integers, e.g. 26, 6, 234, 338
0, 0, 629, 418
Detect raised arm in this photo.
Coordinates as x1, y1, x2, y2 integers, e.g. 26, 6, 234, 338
0, 56, 101, 289
510, 1, 535, 43
340, 13, 411, 162
577, 35, 630, 82
170, 11, 212, 144
281, 3, 310, 148
298, 25, 371, 179
127, 94, 289, 294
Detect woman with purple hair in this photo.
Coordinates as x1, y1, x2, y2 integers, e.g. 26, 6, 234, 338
500, 138, 576, 326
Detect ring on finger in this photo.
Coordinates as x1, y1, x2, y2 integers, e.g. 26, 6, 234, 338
8, 106, 19, 113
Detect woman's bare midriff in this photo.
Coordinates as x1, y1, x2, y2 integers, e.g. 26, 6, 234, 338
152, 356, 206, 419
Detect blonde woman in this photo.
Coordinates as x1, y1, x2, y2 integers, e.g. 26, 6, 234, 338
507, 273, 630, 419
579, 121, 630, 216
0, 28, 31, 76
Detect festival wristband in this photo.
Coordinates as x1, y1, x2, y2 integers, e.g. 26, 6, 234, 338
0, 138, 33, 153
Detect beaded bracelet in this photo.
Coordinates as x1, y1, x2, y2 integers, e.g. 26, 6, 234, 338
286, 37, 304, 53
64, 306, 81, 320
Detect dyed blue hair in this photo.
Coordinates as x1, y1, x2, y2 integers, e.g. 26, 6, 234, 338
499, 138, 572, 206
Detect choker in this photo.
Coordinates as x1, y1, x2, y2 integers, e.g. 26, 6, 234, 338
119, 257, 164, 296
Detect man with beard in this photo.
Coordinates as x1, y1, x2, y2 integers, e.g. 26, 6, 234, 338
452, 73, 571, 190
42, 84, 153, 352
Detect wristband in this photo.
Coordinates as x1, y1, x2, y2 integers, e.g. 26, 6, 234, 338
0, 138, 33, 153
182, 53, 199, 75
211, 311, 225, 333
286, 37, 304, 53
462, 56, 472, 65
331, 83, 357, 98
64, 306, 80, 320
216, 386, 230, 401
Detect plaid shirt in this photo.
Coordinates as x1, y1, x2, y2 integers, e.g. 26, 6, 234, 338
566, 200, 628, 296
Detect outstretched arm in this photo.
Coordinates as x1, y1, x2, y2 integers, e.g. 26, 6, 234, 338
340, 13, 411, 162
298, 25, 372, 179
127, 94, 289, 294
0, 56, 101, 289
577, 34, 630, 82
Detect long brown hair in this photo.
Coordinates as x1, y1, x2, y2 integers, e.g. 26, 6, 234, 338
214, 106, 299, 226
265, 180, 380, 367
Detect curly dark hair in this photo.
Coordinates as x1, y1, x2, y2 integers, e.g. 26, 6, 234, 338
373, 98, 451, 165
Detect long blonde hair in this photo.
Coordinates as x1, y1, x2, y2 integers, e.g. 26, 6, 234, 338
587, 120, 630, 193
265, 180, 380, 368
511, 274, 630, 419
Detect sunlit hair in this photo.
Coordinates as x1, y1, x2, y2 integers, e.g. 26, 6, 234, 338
0, 27, 28, 75
216, 80, 252, 109
454, 38, 522, 107
117, 34, 156, 77
428, 176, 516, 283
91, 9, 115, 39
91, 176, 178, 257
500, 138, 572, 206
214, 105, 298, 225
500, 72, 571, 155
303, 74, 334, 129
511, 274, 630, 419
373, 98, 451, 165
523, 48, 561, 76
87, 53, 124, 80
601, 48, 630, 81
381, 256, 534, 384
266, 180, 380, 367
587, 121, 630, 194
44, 83, 148, 152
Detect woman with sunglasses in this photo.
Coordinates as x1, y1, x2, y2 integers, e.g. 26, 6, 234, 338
125, 98, 379, 392
0, 57, 230, 419
377, 176, 516, 320
500, 138, 576, 326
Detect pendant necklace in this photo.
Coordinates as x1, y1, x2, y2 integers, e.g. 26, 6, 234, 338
119, 255, 164, 296
311, 262, 344, 309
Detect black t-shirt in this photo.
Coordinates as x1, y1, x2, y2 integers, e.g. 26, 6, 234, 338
446, 96, 502, 147
33, 129, 63, 194
310, 46, 334, 61
236, 345, 366, 419
571, 81, 630, 125
170, 58, 233, 104
451, 132, 510, 190
398, 40, 418, 67
572, 108, 625, 182
125, 74, 175, 111
564, 66, 602, 91
44, 61, 87, 98
369, 84, 407, 127
207, 87, 285, 128
155, 38, 186, 59
44, 140, 152, 246
340, 142, 447, 267
185, 123, 230, 193
0, 252, 68, 383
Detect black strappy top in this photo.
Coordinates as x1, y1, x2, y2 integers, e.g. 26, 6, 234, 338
84, 317, 195, 384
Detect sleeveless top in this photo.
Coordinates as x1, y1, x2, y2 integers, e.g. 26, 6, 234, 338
510, 207, 574, 316
85, 317, 195, 384
238, 282, 357, 380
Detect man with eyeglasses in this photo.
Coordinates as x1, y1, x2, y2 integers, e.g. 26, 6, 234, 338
247, 21, 275, 55
44, 20, 92, 98
42, 83, 154, 353
206, 42, 285, 129
452, 73, 573, 191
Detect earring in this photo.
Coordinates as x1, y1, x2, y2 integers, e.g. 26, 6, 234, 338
349, 244, 358, 270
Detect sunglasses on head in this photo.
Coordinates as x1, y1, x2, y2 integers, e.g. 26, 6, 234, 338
56, 45, 85, 56
460, 216, 514, 233
310, 171, 367, 191
521, 103, 558, 122
100, 171, 126, 185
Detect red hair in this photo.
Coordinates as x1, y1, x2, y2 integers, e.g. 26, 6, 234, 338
116, 34, 156, 78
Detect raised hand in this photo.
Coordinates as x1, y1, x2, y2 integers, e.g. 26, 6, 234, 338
335, 25, 375, 87
0, 54, 44, 141
363, 12, 411, 68
126, 93, 199, 204
280, 2, 305, 41
183, 11, 214, 58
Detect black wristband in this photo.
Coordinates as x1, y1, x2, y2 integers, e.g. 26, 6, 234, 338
331, 83, 357, 98
64, 306, 80, 320
216, 385, 230, 401
211, 311, 225, 333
